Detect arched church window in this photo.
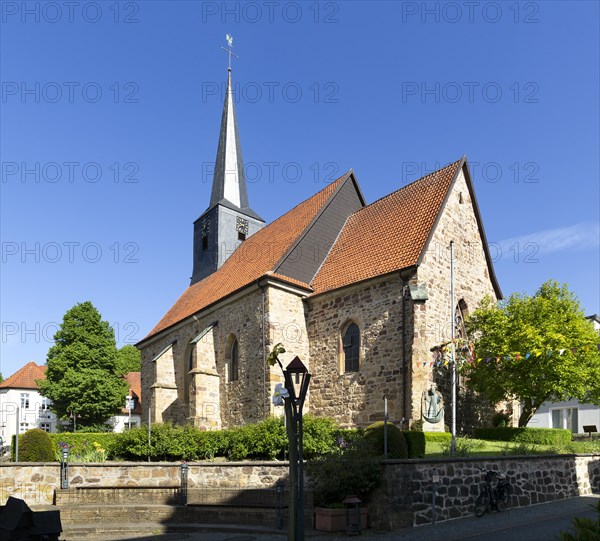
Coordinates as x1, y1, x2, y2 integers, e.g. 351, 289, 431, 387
229, 338, 239, 382
184, 344, 196, 405
342, 322, 360, 373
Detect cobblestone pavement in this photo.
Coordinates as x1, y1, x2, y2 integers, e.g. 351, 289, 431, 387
70, 494, 599, 541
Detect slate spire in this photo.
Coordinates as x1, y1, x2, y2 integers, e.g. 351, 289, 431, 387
190, 38, 264, 286
209, 67, 250, 210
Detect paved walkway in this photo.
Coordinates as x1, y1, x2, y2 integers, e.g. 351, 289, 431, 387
70, 494, 599, 541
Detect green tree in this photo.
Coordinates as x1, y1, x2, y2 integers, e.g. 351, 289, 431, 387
463, 281, 600, 427
116, 344, 141, 374
37, 301, 129, 427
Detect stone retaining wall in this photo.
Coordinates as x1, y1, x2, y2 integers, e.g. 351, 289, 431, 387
1, 455, 598, 530
0, 462, 291, 506
369, 454, 600, 529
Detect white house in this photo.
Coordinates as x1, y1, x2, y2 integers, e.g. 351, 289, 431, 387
110, 372, 142, 432
0, 362, 58, 447
527, 315, 600, 434
0, 362, 142, 449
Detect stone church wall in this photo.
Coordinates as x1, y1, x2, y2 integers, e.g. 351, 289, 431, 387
411, 167, 499, 431
265, 286, 310, 415
140, 287, 270, 429
307, 274, 407, 426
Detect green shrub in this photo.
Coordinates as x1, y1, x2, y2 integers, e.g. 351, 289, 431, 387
410, 419, 423, 431
18, 429, 55, 462
307, 439, 382, 507
474, 427, 572, 445
402, 431, 426, 458
424, 432, 452, 443
365, 421, 408, 459
492, 412, 510, 428
303, 417, 340, 458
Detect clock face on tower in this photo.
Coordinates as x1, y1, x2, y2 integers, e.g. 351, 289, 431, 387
236, 217, 249, 235
201, 218, 210, 238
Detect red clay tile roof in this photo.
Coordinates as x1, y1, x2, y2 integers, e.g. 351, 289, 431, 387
143, 173, 351, 340
125, 372, 141, 399
123, 371, 142, 413
0, 361, 46, 390
310, 159, 462, 295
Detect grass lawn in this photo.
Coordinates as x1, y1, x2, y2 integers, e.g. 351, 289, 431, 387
425, 438, 600, 458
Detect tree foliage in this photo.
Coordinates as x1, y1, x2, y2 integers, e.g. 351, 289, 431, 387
116, 344, 141, 374
463, 281, 600, 426
37, 301, 129, 427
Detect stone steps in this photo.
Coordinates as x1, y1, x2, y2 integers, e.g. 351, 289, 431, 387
62, 521, 286, 540
55, 487, 181, 506
57, 503, 313, 529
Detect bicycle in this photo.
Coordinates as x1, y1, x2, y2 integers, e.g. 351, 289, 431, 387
474, 468, 512, 517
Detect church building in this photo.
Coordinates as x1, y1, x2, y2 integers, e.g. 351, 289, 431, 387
138, 63, 502, 430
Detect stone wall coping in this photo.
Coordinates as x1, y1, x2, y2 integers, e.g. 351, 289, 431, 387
0, 460, 292, 467
382, 453, 600, 465
2, 455, 597, 468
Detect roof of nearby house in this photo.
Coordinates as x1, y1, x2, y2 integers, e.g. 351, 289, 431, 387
122, 371, 142, 414
125, 372, 141, 400
140, 157, 502, 344
0, 361, 46, 390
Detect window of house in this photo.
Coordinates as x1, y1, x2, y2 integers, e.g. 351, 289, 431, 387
20, 393, 30, 409
39, 422, 51, 432
229, 339, 239, 382
342, 323, 360, 373
551, 407, 578, 433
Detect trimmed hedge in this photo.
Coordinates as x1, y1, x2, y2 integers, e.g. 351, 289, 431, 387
365, 421, 408, 459
424, 432, 452, 443
402, 431, 426, 458
474, 427, 572, 445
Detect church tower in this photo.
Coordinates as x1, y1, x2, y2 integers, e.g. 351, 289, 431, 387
191, 39, 264, 285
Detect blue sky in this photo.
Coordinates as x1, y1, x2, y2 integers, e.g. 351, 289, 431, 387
1, 1, 599, 379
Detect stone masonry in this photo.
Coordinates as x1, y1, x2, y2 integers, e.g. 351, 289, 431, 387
2, 454, 598, 531
307, 274, 407, 426
410, 168, 499, 429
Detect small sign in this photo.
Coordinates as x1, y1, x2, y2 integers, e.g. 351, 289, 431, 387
125, 397, 135, 410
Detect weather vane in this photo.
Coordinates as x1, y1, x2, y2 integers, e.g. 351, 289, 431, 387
222, 34, 238, 70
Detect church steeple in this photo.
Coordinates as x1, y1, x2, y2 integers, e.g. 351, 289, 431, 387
209, 67, 250, 210
190, 36, 264, 286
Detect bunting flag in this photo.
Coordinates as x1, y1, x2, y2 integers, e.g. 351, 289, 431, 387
427, 337, 600, 371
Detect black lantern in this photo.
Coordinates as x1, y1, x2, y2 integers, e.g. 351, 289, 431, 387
283, 357, 310, 405
283, 356, 311, 541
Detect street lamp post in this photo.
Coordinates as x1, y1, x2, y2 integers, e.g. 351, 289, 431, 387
283, 356, 311, 541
